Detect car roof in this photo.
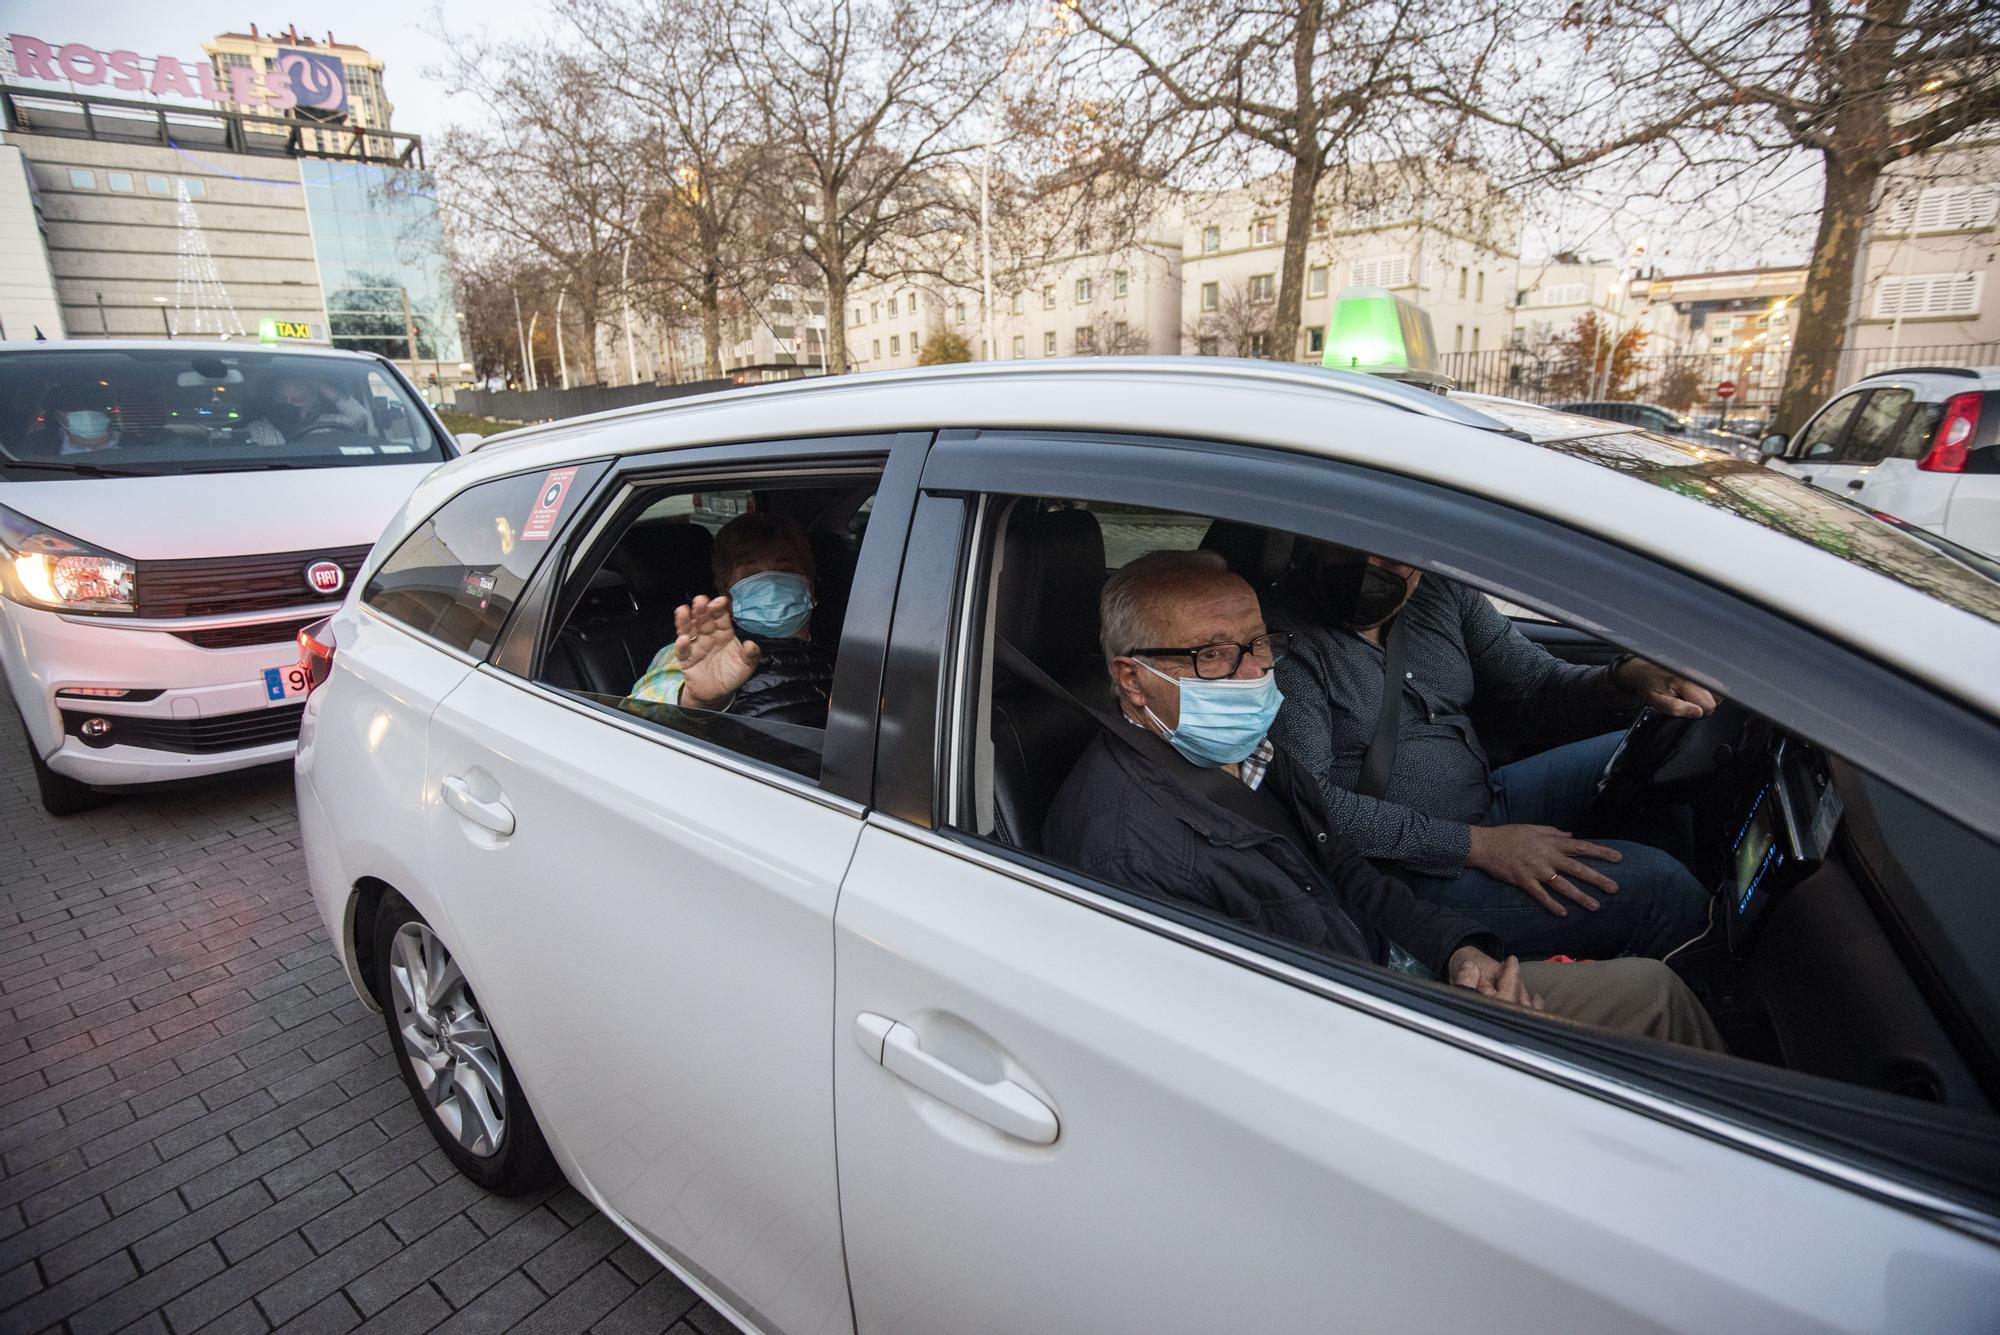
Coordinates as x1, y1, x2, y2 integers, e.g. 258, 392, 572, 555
385, 357, 2000, 715
1850, 365, 2000, 392
0, 340, 381, 360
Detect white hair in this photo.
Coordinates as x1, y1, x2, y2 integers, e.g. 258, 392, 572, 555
1098, 548, 1232, 667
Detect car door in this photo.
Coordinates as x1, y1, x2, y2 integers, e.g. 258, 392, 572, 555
418, 434, 924, 1335
1777, 387, 1870, 489
832, 428, 2000, 1334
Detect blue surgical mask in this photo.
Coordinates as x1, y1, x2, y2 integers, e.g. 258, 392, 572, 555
728, 570, 814, 639
1139, 659, 1283, 767
64, 411, 111, 439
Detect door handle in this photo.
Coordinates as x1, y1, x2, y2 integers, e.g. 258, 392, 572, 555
1845, 478, 1865, 490
441, 775, 515, 836
853, 1012, 1058, 1145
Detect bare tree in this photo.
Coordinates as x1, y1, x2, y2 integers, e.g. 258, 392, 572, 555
1081, 307, 1153, 355
1474, 1, 2000, 430
726, 0, 1011, 372
1184, 280, 1273, 357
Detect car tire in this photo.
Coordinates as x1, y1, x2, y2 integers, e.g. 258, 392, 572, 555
16, 710, 102, 817
373, 893, 560, 1194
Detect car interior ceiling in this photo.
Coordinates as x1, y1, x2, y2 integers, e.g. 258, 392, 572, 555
981, 499, 1998, 1123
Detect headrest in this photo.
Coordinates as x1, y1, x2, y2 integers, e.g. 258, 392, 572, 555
1199, 519, 1294, 589
571, 568, 637, 624
996, 506, 1106, 673
609, 520, 714, 602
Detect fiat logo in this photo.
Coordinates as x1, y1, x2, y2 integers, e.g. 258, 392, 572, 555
305, 560, 346, 595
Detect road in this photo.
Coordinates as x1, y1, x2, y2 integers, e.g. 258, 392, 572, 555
0, 683, 726, 1334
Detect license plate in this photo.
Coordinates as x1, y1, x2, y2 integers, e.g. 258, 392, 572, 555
262, 664, 310, 703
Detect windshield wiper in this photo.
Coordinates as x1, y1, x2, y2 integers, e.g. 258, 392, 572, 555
0, 458, 150, 478
180, 461, 309, 473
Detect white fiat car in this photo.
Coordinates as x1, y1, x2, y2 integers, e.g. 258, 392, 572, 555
0, 341, 459, 813
296, 362, 2000, 1335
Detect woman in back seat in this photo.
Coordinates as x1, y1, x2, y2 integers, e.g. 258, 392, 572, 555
627, 513, 837, 726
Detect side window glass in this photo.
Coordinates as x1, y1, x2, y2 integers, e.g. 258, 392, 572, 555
1794, 392, 1864, 459
1835, 388, 1913, 465
1891, 402, 1945, 461
529, 470, 884, 784
363, 461, 606, 656
365, 369, 424, 448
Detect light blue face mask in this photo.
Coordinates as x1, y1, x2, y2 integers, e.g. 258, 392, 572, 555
728, 570, 814, 639
64, 410, 111, 439
1139, 659, 1283, 767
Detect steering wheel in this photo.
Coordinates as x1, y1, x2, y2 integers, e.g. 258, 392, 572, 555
295, 422, 346, 438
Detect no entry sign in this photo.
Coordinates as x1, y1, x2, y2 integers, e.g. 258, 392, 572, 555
1717, 381, 1738, 399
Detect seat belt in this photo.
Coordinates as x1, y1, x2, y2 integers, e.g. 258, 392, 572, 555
1354, 612, 1408, 801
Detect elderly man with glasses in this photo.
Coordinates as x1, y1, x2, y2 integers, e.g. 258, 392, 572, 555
1041, 549, 1724, 1049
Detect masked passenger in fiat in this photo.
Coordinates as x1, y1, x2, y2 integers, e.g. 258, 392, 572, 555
629, 512, 835, 726
1042, 549, 1726, 1048
1267, 539, 1715, 961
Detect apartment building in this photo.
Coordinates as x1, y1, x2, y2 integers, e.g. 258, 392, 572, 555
1849, 135, 2000, 374
204, 26, 396, 159
1178, 167, 1522, 362
1512, 257, 1634, 346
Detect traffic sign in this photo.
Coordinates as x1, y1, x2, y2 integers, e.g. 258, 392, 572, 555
1717, 380, 1737, 399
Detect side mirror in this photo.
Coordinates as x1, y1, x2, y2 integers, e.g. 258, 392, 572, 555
454, 431, 489, 451
1758, 433, 1788, 458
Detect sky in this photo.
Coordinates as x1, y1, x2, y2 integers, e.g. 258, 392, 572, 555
3, 2, 1814, 276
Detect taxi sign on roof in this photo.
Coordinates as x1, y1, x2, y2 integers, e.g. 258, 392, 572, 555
1320, 287, 1453, 392
258, 318, 318, 344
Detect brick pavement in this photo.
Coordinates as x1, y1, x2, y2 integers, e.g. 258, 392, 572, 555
0, 686, 728, 1335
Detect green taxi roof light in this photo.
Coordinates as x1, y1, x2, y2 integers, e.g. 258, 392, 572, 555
1318, 286, 1451, 391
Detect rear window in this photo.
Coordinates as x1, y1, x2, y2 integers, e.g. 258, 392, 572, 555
0, 348, 450, 480
364, 461, 608, 656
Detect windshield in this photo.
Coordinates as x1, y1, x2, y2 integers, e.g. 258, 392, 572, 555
0, 348, 449, 481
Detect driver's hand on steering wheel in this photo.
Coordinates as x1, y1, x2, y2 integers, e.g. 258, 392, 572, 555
1465, 824, 1622, 917
1611, 657, 1718, 718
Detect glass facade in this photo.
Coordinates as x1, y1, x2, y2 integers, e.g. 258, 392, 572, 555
300, 160, 463, 366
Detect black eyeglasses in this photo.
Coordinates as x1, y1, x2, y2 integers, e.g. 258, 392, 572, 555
1128, 632, 1292, 679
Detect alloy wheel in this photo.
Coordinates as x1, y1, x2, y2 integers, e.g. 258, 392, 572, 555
388, 922, 507, 1157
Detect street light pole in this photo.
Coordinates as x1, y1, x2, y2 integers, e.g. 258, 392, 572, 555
555, 285, 571, 391
512, 290, 532, 391
152, 296, 173, 339
981, 137, 995, 362
526, 312, 541, 390
622, 240, 639, 386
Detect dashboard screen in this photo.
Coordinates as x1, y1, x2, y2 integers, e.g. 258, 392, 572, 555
1732, 784, 1786, 917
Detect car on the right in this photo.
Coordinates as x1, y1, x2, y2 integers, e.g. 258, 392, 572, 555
1760, 365, 2000, 560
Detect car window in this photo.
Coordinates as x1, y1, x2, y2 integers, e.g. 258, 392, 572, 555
1834, 388, 1914, 465
527, 470, 884, 784
1890, 400, 1946, 462
363, 461, 608, 656
1794, 391, 1865, 460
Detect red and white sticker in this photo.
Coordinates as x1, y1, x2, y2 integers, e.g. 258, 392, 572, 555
520, 467, 579, 542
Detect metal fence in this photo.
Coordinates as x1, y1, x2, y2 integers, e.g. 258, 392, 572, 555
1436, 341, 2000, 420
454, 378, 738, 423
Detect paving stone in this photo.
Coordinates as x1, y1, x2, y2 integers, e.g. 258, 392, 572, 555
431, 1271, 548, 1335
526, 1213, 627, 1295
344, 1214, 483, 1316
513, 1260, 635, 1335
66, 1240, 226, 1335
591, 1268, 701, 1334
131, 1182, 274, 1272
435, 1205, 568, 1308
254, 1223, 401, 1326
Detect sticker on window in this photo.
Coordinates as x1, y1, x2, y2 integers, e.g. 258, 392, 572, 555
461, 571, 497, 611
380, 444, 414, 454
521, 467, 580, 542
339, 445, 376, 455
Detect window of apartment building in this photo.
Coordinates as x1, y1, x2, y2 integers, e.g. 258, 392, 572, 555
1248, 332, 1271, 357
1042, 285, 1057, 310
907, 290, 919, 312
1350, 255, 1412, 288
1011, 290, 1026, 316
1312, 216, 1329, 238
1252, 217, 1276, 245
1043, 330, 1058, 355
1075, 326, 1096, 353
1114, 320, 1130, 345
1012, 334, 1026, 358
1417, 256, 1434, 288
1201, 226, 1221, 254
1076, 277, 1093, 304
1308, 265, 1328, 299
887, 296, 899, 317
146, 175, 170, 194
181, 179, 204, 198
1880, 183, 2000, 234
1200, 281, 1219, 312
853, 307, 863, 326
1075, 234, 1090, 254
1471, 328, 1481, 353
890, 334, 901, 355
1459, 267, 1469, 298
871, 301, 881, 322
1114, 270, 1129, 297
67, 169, 95, 190
910, 332, 921, 356
1476, 271, 1486, 303
1711, 333, 1730, 349
108, 172, 134, 193
1248, 273, 1276, 305
1874, 271, 1984, 319
955, 300, 968, 323
872, 338, 882, 358
1454, 325, 1465, 353
1197, 335, 1219, 356
1541, 283, 1587, 306
1306, 326, 1325, 355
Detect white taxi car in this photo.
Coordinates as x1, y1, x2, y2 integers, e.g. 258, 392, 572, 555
297, 361, 2000, 1334
0, 341, 460, 813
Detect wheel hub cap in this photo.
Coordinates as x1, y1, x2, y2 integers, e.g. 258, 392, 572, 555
388, 922, 507, 1158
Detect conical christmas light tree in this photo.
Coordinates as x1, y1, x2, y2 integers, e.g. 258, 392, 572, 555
172, 180, 246, 339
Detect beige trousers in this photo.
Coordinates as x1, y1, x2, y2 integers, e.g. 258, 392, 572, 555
1519, 958, 1729, 1053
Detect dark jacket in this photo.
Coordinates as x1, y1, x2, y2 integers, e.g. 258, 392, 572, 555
1042, 730, 1497, 976
732, 635, 836, 726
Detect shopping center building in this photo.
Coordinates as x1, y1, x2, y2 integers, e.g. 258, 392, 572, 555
0, 30, 463, 391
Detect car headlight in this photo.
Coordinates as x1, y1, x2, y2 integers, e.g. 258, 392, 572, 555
0, 504, 136, 615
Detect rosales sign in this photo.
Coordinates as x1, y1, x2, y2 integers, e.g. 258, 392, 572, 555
6, 34, 349, 115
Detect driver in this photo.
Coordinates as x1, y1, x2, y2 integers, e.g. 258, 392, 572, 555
245, 373, 368, 446
1266, 540, 1714, 960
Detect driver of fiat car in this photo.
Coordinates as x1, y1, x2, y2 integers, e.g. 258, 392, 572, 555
1041, 550, 1726, 1049
245, 374, 369, 446
1266, 539, 1715, 961
627, 512, 836, 726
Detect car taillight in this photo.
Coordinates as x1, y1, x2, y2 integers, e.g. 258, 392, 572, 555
1919, 392, 1982, 473
299, 617, 336, 692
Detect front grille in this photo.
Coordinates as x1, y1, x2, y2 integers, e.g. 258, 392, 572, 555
136, 545, 370, 619
62, 703, 304, 756
171, 616, 318, 650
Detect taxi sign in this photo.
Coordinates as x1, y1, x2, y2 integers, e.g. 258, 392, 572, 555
1320, 288, 1452, 392
259, 318, 317, 343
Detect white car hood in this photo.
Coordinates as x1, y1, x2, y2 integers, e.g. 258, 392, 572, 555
0, 464, 437, 560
